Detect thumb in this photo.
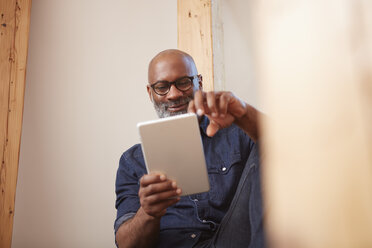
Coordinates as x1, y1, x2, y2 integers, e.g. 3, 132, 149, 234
206, 120, 220, 137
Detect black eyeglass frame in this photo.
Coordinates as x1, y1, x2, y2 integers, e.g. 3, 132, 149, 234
149, 75, 199, 96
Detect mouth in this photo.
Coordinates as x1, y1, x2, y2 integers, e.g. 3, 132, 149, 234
167, 102, 188, 112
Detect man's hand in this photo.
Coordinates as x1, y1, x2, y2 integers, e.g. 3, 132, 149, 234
116, 173, 180, 248
139, 173, 182, 218
188, 90, 260, 141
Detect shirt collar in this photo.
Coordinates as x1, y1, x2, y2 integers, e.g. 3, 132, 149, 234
199, 115, 210, 137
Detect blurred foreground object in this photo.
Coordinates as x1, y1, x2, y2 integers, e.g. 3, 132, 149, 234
251, 1, 372, 247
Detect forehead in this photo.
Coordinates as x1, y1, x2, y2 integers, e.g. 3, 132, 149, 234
148, 54, 196, 83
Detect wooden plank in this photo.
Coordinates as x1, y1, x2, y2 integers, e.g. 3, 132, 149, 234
249, 0, 372, 247
0, 0, 31, 247
178, 0, 224, 91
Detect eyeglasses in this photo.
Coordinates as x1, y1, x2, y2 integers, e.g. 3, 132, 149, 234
150, 75, 198, 96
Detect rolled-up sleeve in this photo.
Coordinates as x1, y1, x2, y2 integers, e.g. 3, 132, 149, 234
114, 144, 146, 233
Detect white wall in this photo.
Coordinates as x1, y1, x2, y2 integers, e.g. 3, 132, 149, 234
223, 0, 258, 108
12, 1, 255, 247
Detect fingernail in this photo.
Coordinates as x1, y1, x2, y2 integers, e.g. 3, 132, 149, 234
197, 109, 203, 116
176, 188, 182, 194
172, 181, 177, 188
160, 174, 166, 181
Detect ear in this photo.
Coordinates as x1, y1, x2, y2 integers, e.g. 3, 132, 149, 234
147, 85, 153, 102
197, 74, 203, 89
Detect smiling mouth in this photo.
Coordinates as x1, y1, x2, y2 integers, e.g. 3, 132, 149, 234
167, 103, 188, 112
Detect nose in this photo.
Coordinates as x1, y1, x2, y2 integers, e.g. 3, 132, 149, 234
166, 84, 184, 100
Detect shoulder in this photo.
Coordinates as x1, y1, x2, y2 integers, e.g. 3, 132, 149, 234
120, 144, 143, 163
118, 144, 146, 176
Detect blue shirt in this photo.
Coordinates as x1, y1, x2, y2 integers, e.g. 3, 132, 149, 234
115, 117, 254, 247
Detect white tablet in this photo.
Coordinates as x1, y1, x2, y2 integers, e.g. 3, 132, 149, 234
137, 113, 210, 196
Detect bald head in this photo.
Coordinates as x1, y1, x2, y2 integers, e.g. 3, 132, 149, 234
148, 49, 198, 84
146, 49, 202, 118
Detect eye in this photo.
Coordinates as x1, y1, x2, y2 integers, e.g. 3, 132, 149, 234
154, 82, 169, 92
176, 78, 192, 88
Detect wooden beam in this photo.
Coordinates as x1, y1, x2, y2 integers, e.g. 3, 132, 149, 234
0, 0, 31, 247
177, 0, 225, 91
250, 0, 372, 247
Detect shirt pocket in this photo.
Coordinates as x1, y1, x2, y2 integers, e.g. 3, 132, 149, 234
206, 152, 244, 207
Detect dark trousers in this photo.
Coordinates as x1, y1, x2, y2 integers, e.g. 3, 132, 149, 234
194, 143, 265, 248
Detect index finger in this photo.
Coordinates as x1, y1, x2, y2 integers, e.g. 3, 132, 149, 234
193, 90, 205, 116
140, 173, 167, 187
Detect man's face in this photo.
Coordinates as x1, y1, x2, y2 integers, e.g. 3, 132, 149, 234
147, 54, 201, 118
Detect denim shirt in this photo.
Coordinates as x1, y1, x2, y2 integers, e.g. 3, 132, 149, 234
115, 117, 254, 247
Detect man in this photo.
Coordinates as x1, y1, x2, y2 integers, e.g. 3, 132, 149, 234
115, 49, 264, 248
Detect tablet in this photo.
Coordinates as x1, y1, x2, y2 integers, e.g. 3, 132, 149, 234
137, 113, 210, 196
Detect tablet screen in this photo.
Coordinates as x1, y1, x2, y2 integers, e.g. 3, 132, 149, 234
137, 113, 210, 196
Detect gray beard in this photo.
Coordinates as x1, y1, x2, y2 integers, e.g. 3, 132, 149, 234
152, 95, 194, 118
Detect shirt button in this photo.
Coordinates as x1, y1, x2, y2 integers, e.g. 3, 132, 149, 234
191, 234, 196, 239
221, 167, 227, 172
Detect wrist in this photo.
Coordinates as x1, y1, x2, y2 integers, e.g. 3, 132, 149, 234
234, 103, 259, 142
234, 102, 250, 125
138, 207, 161, 223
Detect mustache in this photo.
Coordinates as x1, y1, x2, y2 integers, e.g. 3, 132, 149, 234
152, 95, 194, 118
166, 97, 192, 108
